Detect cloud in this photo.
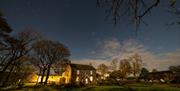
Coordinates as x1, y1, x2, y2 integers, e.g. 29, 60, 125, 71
72, 38, 180, 71
115, 39, 147, 59
113, 39, 180, 71
72, 59, 110, 68
97, 38, 121, 58
139, 49, 180, 71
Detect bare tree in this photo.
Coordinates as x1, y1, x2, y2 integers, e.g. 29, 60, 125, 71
97, 64, 109, 76
168, 0, 180, 25
97, 0, 180, 34
119, 59, 132, 79
0, 11, 12, 69
32, 39, 70, 85
129, 53, 142, 77
1, 30, 38, 72
53, 59, 71, 75
7, 56, 35, 86
97, 0, 160, 31
110, 58, 118, 71
0, 30, 39, 86
0, 12, 12, 62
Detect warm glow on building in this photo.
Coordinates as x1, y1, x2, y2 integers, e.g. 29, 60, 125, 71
29, 64, 96, 85
37, 75, 62, 84
104, 73, 109, 78
90, 76, 93, 81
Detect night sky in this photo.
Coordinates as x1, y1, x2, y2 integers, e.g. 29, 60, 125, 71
0, 0, 180, 65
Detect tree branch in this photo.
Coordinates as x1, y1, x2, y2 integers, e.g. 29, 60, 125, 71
138, 0, 160, 18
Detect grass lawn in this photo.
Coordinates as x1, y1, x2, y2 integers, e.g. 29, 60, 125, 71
3, 84, 180, 91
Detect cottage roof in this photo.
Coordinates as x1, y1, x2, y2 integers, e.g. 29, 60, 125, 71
70, 64, 96, 70
149, 71, 174, 75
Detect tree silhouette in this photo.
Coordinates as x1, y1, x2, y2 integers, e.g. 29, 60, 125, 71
119, 59, 132, 79
97, 64, 109, 77
110, 58, 118, 71
139, 67, 149, 79
0, 30, 39, 86
0, 11, 12, 35
97, 0, 179, 35
32, 39, 70, 85
129, 53, 142, 77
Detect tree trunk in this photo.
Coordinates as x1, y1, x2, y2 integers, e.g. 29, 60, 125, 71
40, 68, 46, 84
44, 65, 51, 85
2, 65, 14, 87
36, 67, 42, 85
0, 57, 14, 75
0, 52, 14, 84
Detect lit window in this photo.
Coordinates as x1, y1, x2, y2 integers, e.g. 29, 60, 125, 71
76, 76, 79, 82
85, 78, 88, 84
90, 76, 93, 81
77, 70, 80, 75
90, 70, 93, 75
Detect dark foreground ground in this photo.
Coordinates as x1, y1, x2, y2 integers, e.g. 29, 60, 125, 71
2, 83, 180, 91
